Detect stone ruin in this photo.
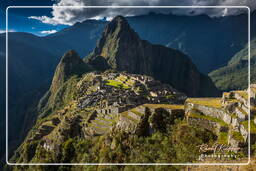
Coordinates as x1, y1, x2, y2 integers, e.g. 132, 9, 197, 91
185, 84, 256, 148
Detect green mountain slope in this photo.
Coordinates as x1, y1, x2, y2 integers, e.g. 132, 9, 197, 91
9, 58, 217, 167
37, 50, 92, 118
9, 58, 253, 169
85, 16, 219, 97
8, 16, 255, 169
209, 39, 256, 91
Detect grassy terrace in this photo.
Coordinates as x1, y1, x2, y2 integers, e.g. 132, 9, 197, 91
106, 80, 130, 89
231, 131, 244, 142
189, 111, 228, 127
121, 111, 140, 123
126, 79, 135, 85
235, 91, 248, 100
88, 123, 109, 131
241, 120, 256, 133
92, 119, 113, 127
236, 106, 248, 115
251, 106, 256, 116
116, 75, 127, 82
225, 98, 239, 103
130, 109, 144, 117
143, 104, 184, 110
186, 98, 222, 109
251, 87, 256, 94
230, 113, 238, 119
97, 116, 116, 123
218, 132, 228, 145
223, 92, 230, 96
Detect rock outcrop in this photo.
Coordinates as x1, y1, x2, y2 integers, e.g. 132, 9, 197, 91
85, 15, 219, 97
51, 50, 92, 92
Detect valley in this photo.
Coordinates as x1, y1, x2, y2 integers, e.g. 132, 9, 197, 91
6, 15, 256, 170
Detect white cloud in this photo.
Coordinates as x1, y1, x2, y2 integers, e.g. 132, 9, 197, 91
28, 0, 256, 26
0, 29, 16, 33
40, 30, 58, 34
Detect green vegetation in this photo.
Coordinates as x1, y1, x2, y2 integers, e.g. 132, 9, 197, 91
230, 113, 238, 118
186, 98, 222, 108
237, 106, 248, 115
236, 91, 249, 100
209, 39, 256, 91
106, 80, 130, 89
241, 120, 256, 133
121, 111, 140, 123
92, 119, 113, 127
39, 76, 80, 118
130, 109, 144, 117
218, 132, 228, 145
143, 104, 184, 110
189, 111, 228, 127
165, 94, 175, 99
231, 131, 244, 142
14, 120, 217, 170
86, 15, 219, 97
97, 116, 116, 123
88, 123, 109, 131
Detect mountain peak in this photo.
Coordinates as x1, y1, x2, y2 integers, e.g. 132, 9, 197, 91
111, 15, 128, 24
60, 50, 80, 63
88, 15, 139, 66
103, 15, 136, 37
50, 50, 91, 92
85, 15, 219, 97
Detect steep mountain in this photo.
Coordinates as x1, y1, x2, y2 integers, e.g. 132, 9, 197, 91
1, 20, 103, 161
50, 50, 92, 92
37, 50, 92, 118
45, 20, 106, 56
85, 16, 219, 97
4, 33, 61, 160
47, 11, 255, 74
2, 11, 255, 165
209, 39, 256, 91
9, 56, 255, 168
0, 38, 5, 164
127, 12, 253, 73
10, 58, 215, 166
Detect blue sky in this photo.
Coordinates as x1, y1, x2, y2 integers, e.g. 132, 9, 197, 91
0, 0, 68, 36
0, 0, 255, 36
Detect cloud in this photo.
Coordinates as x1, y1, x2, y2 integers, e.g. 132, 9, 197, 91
0, 29, 16, 33
28, 0, 256, 25
40, 30, 57, 34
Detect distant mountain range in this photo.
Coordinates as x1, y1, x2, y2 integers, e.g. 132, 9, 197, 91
209, 39, 256, 91
1, 11, 256, 163
86, 15, 219, 97
9, 15, 256, 167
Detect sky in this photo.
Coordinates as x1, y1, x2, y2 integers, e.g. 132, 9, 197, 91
0, 0, 256, 36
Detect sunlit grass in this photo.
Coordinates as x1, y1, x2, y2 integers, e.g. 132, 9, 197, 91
186, 98, 222, 108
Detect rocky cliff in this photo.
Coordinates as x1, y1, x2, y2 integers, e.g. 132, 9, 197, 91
8, 15, 254, 170
9, 60, 254, 169
50, 50, 92, 92
85, 16, 219, 97
37, 50, 92, 117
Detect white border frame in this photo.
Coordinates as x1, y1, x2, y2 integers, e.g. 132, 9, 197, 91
6, 5, 251, 166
